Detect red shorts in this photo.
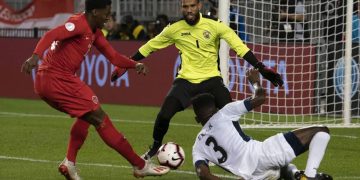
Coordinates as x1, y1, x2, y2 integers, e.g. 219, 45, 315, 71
35, 70, 100, 117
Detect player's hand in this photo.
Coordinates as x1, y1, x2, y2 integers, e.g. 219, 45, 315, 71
256, 62, 283, 87
21, 54, 39, 75
246, 68, 260, 85
111, 66, 128, 82
135, 63, 148, 75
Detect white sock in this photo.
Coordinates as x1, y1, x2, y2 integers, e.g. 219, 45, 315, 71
304, 132, 330, 177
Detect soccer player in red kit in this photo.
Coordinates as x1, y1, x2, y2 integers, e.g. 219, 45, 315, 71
21, 0, 170, 179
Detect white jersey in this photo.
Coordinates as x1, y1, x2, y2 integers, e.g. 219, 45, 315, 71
192, 99, 263, 179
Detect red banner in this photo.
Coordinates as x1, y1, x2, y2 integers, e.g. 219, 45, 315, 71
0, 0, 74, 25
0, 38, 316, 114
0, 38, 177, 106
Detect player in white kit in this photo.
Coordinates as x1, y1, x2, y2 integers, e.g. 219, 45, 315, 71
191, 69, 332, 180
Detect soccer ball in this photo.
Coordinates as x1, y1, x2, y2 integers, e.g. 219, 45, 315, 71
157, 142, 185, 169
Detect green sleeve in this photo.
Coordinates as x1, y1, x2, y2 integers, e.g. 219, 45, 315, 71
139, 25, 174, 57
217, 22, 250, 58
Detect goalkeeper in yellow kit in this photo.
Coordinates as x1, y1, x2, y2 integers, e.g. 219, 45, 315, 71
111, 0, 284, 159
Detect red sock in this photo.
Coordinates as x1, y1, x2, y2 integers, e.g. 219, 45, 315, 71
96, 115, 145, 169
66, 118, 90, 163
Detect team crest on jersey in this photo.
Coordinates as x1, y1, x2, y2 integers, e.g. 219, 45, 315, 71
92, 96, 99, 104
65, 22, 75, 31
203, 30, 211, 39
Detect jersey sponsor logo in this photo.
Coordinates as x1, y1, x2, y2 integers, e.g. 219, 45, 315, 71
203, 30, 210, 39
181, 32, 191, 36
65, 22, 75, 31
92, 95, 99, 104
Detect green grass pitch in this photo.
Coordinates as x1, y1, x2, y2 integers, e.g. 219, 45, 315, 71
0, 98, 359, 180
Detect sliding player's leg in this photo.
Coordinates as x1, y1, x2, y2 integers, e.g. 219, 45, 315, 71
291, 126, 332, 179
253, 125, 331, 180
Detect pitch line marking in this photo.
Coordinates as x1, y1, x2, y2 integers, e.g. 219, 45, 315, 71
0, 111, 358, 139
1, 155, 359, 179
0, 155, 238, 179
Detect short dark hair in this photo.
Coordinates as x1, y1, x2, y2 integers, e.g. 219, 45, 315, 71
85, 0, 112, 12
181, 0, 200, 4
192, 93, 216, 119
155, 14, 169, 24
121, 15, 134, 25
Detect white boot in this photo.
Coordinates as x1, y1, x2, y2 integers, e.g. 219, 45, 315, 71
133, 161, 170, 178
58, 158, 81, 180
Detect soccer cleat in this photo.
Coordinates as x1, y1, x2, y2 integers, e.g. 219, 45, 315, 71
141, 152, 152, 161
133, 161, 170, 178
294, 170, 305, 180
316, 173, 333, 180
58, 158, 81, 180
295, 171, 333, 180
280, 163, 299, 180
142, 144, 161, 160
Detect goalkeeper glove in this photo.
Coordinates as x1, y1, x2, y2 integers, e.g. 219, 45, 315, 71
111, 67, 128, 82
255, 62, 284, 87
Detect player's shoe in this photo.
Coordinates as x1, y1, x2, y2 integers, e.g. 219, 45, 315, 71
142, 144, 161, 160
295, 171, 333, 180
58, 158, 81, 180
280, 163, 299, 180
316, 173, 333, 180
133, 161, 170, 178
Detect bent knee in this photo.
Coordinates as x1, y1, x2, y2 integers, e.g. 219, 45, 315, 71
314, 125, 330, 134
81, 108, 106, 126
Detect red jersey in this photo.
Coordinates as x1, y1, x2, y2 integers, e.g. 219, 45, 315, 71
34, 13, 136, 74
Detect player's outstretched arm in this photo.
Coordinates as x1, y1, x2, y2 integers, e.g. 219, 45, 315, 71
243, 51, 284, 87
217, 22, 283, 87
110, 52, 147, 82
21, 54, 39, 75
246, 68, 266, 109
94, 31, 148, 75
111, 24, 173, 82
110, 62, 148, 82
195, 163, 221, 180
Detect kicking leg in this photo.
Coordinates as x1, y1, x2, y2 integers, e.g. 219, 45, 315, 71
81, 107, 169, 177
292, 126, 330, 178
81, 107, 145, 168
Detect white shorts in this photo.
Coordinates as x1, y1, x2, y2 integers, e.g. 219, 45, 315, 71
251, 133, 296, 180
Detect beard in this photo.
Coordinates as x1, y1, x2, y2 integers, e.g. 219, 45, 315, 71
184, 12, 200, 25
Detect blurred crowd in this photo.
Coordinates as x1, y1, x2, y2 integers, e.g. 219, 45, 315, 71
101, 13, 170, 41
101, 0, 217, 41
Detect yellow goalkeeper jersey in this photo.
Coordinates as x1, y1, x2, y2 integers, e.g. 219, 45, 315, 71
139, 13, 250, 83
